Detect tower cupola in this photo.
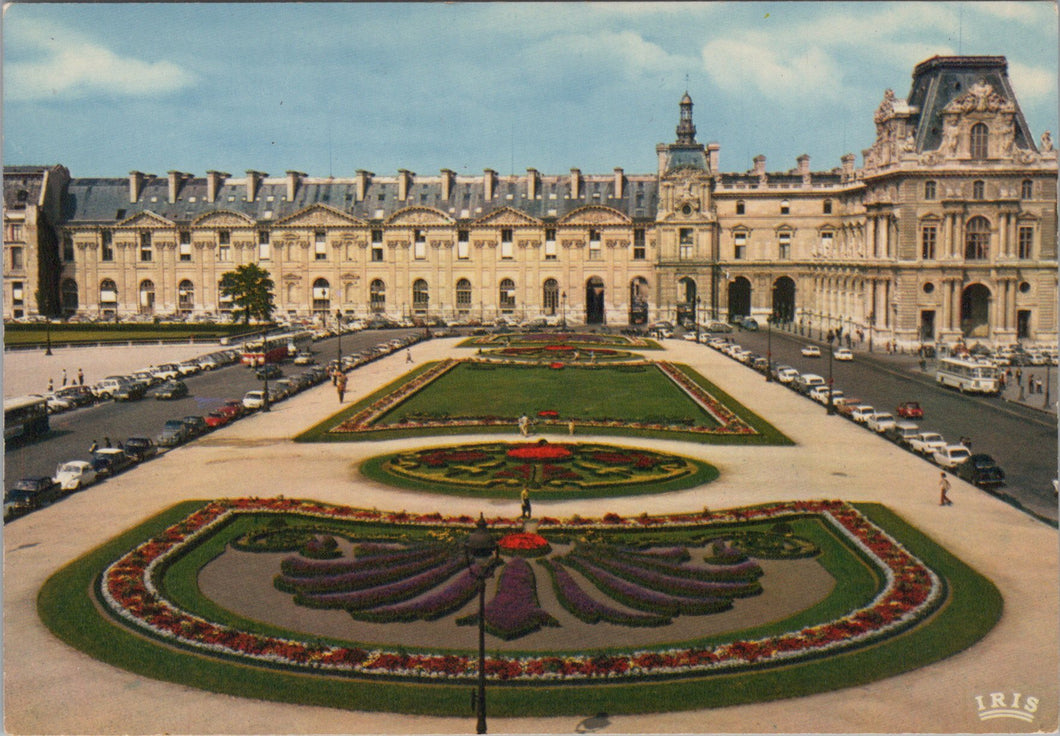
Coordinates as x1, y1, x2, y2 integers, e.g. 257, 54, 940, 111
676, 92, 697, 144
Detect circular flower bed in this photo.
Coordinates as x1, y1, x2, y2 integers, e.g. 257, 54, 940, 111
506, 442, 573, 462
497, 532, 552, 558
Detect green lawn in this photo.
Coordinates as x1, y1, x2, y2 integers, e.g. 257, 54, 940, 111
4, 322, 250, 346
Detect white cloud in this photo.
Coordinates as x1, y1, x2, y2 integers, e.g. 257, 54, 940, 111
5, 21, 195, 101
700, 37, 845, 103
969, 1, 1055, 25
1008, 61, 1058, 103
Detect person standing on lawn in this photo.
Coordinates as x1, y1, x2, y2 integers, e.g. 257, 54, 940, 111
520, 487, 532, 519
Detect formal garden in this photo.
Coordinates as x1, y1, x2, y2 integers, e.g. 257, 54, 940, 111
39, 496, 1001, 716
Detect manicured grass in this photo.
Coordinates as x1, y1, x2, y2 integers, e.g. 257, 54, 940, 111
4, 322, 249, 346
37, 501, 1001, 717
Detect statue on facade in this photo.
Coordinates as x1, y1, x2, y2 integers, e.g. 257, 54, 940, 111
1042, 130, 1053, 152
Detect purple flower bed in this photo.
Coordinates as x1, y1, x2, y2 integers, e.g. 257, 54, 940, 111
562, 555, 732, 616
458, 558, 559, 640
539, 559, 671, 627
572, 550, 761, 599
352, 569, 481, 623
280, 545, 440, 577
616, 546, 691, 562
297, 557, 466, 611
276, 548, 452, 595
608, 547, 763, 582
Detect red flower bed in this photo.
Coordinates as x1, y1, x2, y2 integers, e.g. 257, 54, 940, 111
549, 362, 565, 369
545, 345, 573, 351
537, 410, 559, 418
506, 444, 572, 461
499, 532, 549, 551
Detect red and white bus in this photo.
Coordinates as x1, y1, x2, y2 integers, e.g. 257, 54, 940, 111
240, 330, 313, 366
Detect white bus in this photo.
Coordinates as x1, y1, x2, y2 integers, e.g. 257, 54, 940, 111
935, 357, 1000, 395
4, 395, 50, 443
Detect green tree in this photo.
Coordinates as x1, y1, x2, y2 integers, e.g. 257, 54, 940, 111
219, 263, 275, 325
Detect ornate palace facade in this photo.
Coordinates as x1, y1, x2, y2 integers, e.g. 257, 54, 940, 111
5, 55, 1057, 347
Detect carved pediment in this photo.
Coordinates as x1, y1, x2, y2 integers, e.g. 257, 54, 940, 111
274, 204, 366, 228
385, 206, 455, 226
116, 210, 174, 228
472, 206, 542, 227
559, 205, 631, 225
944, 80, 1015, 116
191, 210, 255, 227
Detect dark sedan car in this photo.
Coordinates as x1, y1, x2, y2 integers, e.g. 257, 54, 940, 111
113, 380, 148, 401
255, 364, 283, 380
956, 454, 1005, 488
91, 447, 136, 478
182, 415, 209, 437
124, 436, 159, 462
155, 380, 189, 400
5, 477, 63, 520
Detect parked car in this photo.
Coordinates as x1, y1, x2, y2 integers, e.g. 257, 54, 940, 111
91, 376, 131, 400
293, 351, 316, 365
204, 411, 231, 429
151, 363, 183, 381
775, 366, 800, 384
909, 432, 948, 456
91, 447, 135, 477
956, 454, 1006, 488
801, 345, 821, 358
113, 380, 148, 402
124, 436, 158, 462
810, 386, 843, 405
54, 460, 98, 492
53, 385, 96, 408
218, 400, 245, 420
738, 317, 759, 331
155, 380, 189, 400
5, 477, 62, 520
834, 347, 854, 361
896, 401, 925, 419
866, 412, 897, 434
177, 360, 201, 376
181, 415, 209, 437
885, 421, 921, 447
255, 364, 283, 380
933, 444, 972, 469
794, 373, 826, 395
850, 405, 876, 424
242, 390, 268, 410
835, 397, 864, 416
157, 419, 191, 447
704, 321, 733, 333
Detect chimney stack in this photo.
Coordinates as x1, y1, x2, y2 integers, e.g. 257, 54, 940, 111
613, 167, 624, 199
206, 171, 228, 203
246, 170, 267, 203
570, 168, 581, 198
484, 169, 497, 200
355, 170, 373, 202
398, 169, 414, 201
167, 171, 189, 204
707, 143, 720, 173
286, 171, 305, 202
526, 168, 539, 199
753, 155, 767, 184
797, 154, 811, 186
440, 169, 455, 200
129, 171, 147, 203
841, 153, 856, 182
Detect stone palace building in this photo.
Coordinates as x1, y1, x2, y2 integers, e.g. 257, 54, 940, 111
5, 55, 1057, 348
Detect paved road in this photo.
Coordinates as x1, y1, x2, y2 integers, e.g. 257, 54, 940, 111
3, 328, 420, 496
692, 326, 1058, 523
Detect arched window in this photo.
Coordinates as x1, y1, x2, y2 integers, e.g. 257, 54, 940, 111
542, 278, 559, 315
970, 123, 989, 159
61, 278, 79, 314
139, 280, 156, 314
370, 279, 386, 313
455, 278, 472, 312
99, 279, 118, 312
312, 278, 330, 313
412, 278, 429, 314
964, 216, 991, 260
499, 278, 516, 313
177, 279, 195, 313
924, 180, 937, 200
972, 180, 985, 200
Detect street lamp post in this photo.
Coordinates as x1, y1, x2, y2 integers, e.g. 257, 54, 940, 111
561, 291, 567, 329
45, 316, 53, 356
260, 327, 271, 413
464, 514, 499, 735
336, 309, 343, 365
1045, 361, 1052, 409
694, 296, 701, 343
826, 330, 836, 415
766, 312, 773, 382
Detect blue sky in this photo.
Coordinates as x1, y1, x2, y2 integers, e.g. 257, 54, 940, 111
3, 2, 1057, 178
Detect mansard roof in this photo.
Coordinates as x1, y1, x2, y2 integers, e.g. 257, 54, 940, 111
907, 55, 1036, 154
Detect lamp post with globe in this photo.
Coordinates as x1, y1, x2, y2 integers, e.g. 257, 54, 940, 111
464, 514, 499, 734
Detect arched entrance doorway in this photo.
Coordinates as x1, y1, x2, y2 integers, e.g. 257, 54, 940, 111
585, 277, 605, 324
61, 278, 79, 316
728, 277, 751, 320
629, 277, 649, 325
772, 276, 796, 322
139, 280, 155, 315
677, 277, 697, 328
312, 278, 331, 316
960, 283, 991, 338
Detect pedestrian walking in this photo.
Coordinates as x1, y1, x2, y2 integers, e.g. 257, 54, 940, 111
61, 368, 68, 387
47, 378, 54, 393
406, 349, 413, 363
938, 472, 953, 506
568, 418, 575, 435
1016, 367, 1023, 385
89, 440, 98, 453
104, 436, 111, 448
520, 487, 532, 520
335, 371, 347, 403
77, 367, 84, 386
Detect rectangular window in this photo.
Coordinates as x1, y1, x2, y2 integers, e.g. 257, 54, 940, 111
1018, 226, 1033, 259
101, 231, 114, 261
457, 230, 469, 260
11, 281, 23, 305
819, 231, 833, 255
218, 244, 231, 262
179, 241, 192, 262
924, 181, 936, 200
544, 238, 557, 260
778, 232, 791, 259
780, 200, 790, 215
734, 231, 747, 260
1021, 180, 1033, 199
679, 228, 694, 259
258, 230, 270, 260
735, 200, 745, 215
4, 222, 23, 242
588, 229, 601, 260
921, 226, 937, 260
139, 232, 153, 262
63, 237, 74, 261
633, 228, 645, 260
218, 230, 230, 245
823, 200, 833, 215
414, 229, 427, 260
314, 230, 327, 260
10, 245, 23, 270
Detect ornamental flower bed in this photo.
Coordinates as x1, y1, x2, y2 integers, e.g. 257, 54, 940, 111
99, 498, 944, 684
506, 442, 573, 462
497, 532, 552, 558
458, 558, 559, 640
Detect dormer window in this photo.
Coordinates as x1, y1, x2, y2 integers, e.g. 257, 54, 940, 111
970, 123, 989, 160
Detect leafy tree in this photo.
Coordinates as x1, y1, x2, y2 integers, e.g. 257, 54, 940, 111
219, 263, 275, 325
